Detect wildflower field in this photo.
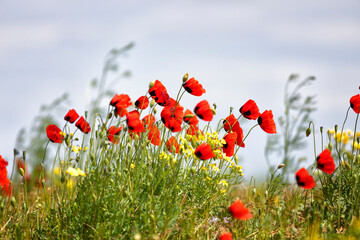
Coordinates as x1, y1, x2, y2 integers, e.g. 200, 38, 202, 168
1, 55, 360, 239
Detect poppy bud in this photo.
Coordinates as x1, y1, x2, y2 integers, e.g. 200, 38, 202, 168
19, 168, 24, 177
66, 138, 70, 147
22, 151, 26, 161
211, 108, 216, 115
61, 175, 65, 183
334, 125, 338, 133
14, 148, 19, 156
213, 103, 217, 110
150, 99, 155, 108
320, 126, 323, 134
182, 73, 189, 83
191, 167, 196, 174
277, 163, 285, 169
149, 81, 155, 89
328, 142, 332, 151
235, 155, 239, 165
153, 107, 157, 114
107, 112, 113, 119
184, 114, 195, 119
11, 197, 16, 207
306, 128, 311, 137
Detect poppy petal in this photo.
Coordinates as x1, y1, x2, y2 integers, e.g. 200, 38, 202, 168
295, 168, 315, 189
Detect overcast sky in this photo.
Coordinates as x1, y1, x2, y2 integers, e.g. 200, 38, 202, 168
1, 0, 360, 179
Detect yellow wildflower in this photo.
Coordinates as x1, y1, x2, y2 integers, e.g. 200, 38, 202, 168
335, 132, 349, 144
53, 167, 60, 176
66, 167, 86, 177
67, 179, 74, 189
219, 179, 228, 187
130, 163, 135, 169
72, 145, 80, 154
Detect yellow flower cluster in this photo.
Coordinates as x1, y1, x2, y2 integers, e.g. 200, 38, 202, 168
328, 129, 360, 149
66, 167, 86, 177
72, 145, 88, 154
209, 163, 220, 172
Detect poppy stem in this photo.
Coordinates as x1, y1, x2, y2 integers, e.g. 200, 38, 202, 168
351, 108, 359, 157
308, 121, 317, 159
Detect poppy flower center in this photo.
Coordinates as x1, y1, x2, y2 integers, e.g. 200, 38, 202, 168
257, 117, 263, 125
243, 110, 251, 116
184, 86, 193, 93
195, 151, 202, 158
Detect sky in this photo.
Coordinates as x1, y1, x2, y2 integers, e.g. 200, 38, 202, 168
1, 0, 360, 180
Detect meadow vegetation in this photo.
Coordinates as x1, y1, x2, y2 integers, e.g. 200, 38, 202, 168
1, 48, 360, 239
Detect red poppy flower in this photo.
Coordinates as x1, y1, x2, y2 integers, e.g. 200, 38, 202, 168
350, 94, 360, 114
228, 199, 253, 220
135, 96, 149, 110
148, 125, 161, 146
219, 232, 233, 240
110, 93, 131, 107
108, 126, 123, 144
142, 114, 156, 130
223, 114, 245, 147
75, 116, 91, 134
161, 104, 184, 132
194, 100, 213, 121
182, 77, 206, 96
195, 143, 214, 160
222, 132, 237, 157
316, 149, 335, 174
239, 99, 260, 120
64, 109, 79, 123
149, 80, 170, 106
126, 110, 144, 133
295, 168, 315, 189
46, 124, 63, 143
0, 156, 11, 196
166, 136, 180, 153
257, 110, 276, 134
183, 109, 199, 126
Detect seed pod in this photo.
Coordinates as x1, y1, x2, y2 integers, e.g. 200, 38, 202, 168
306, 128, 311, 137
